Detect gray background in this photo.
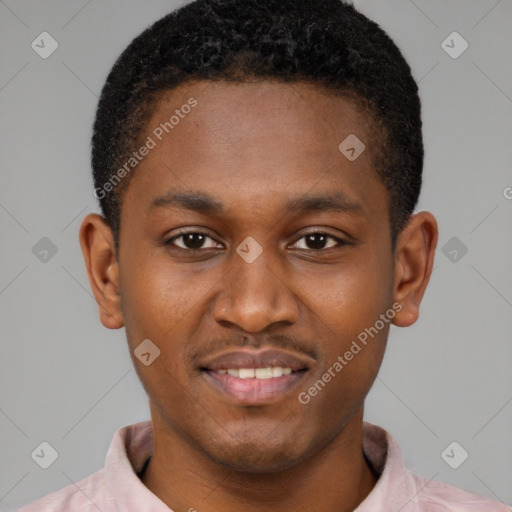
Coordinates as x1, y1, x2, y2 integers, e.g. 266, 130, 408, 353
1, 0, 511, 509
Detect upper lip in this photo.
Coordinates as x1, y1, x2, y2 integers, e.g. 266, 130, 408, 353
199, 348, 314, 372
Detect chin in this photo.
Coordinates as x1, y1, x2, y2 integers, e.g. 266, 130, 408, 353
213, 450, 302, 474
201, 435, 309, 474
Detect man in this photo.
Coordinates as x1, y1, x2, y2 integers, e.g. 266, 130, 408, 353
18, 0, 510, 510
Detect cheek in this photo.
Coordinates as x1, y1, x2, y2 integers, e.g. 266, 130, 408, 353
304, 254, 393, 335
119, 251, 193, 335
118, 261, 197, 402
298, 255, 393, 391
118, 250, 224, 381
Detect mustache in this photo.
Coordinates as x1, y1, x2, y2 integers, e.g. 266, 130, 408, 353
187, 333, 319, 365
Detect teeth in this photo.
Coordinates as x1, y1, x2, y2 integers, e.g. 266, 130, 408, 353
239, 368, 255, 379
216, 367, 294, 379
272, 366, 283, 377
255, 367, 273, 379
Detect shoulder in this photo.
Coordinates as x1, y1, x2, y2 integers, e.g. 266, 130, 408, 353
361, 422, 510, 512
408, 471, 512, 512
15, 468, 112, 512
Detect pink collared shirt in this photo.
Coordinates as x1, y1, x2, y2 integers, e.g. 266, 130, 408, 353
17, 420, 511, 511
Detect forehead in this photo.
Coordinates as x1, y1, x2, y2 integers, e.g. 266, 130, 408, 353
149, 80, 371, 158
123, 80, 387, 221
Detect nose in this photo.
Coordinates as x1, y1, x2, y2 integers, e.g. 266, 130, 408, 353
212, 249, 299, 333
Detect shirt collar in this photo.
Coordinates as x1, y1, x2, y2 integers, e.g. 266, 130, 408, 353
105, 420, 167, 510
357, 421, 420, 511
105, 419, 416, 511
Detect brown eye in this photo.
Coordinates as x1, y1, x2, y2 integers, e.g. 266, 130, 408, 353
291, 233, 343, 251
167, 232, 221, 250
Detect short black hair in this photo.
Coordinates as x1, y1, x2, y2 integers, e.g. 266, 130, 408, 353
92, 0, 423, 246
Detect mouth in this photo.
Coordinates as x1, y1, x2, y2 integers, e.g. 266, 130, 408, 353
213, 366, 294, 378
199, 348, 313, 406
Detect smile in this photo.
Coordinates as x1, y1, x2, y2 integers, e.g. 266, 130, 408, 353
198, 347, 314, 405
215, 367, 293, 379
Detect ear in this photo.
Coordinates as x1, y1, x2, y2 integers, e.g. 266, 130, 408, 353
392, 211, 438, 327
79, 213, 124, 329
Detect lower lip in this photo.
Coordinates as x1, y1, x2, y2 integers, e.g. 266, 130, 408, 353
202, 370, 306, 405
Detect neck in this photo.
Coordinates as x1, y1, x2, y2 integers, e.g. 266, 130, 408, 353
141, 409, 378, 512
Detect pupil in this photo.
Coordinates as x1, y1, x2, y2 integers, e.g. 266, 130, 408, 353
307, 234, 326, 249
184, 233, 204, 249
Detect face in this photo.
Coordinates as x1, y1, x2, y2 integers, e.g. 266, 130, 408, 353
81, 80, 437, 473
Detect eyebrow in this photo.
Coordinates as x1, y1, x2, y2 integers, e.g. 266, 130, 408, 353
286, 192, 362, 215
149, 191, 362, 216
150, 192, 224, 214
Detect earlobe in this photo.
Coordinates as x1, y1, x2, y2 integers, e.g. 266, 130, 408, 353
79, 213, 124, 329
392, 211, 438, 328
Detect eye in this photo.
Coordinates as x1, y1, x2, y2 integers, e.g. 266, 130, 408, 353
164, 230, 346, 252
166, 231, 222, 250
290, 232, 345, 251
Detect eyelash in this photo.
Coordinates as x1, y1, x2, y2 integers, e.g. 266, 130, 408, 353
164, 230, 347, 252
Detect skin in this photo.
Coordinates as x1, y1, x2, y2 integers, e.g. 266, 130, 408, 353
80, 81, 437, 512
